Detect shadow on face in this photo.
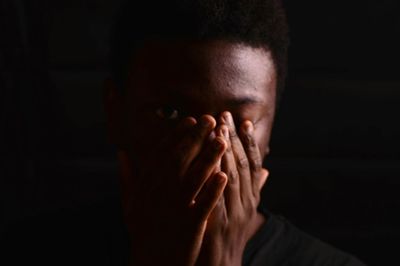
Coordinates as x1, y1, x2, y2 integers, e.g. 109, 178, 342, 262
105, 40, 277, 162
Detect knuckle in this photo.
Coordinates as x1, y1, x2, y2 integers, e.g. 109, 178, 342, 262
229, 212, 242, 225
225, 142, 233, 153
237, 156, 249, 169
229, 128, 239, 139
243, 133, 258, 150
251, 157, 263, 170
242, 202, 252, 216
228, 125, 238, 138
227, 169, 239, 183
246, 134, 256, 147
243, 132, 251, 143
244, 199, 257, 216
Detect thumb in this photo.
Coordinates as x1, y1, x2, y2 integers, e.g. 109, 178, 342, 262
258, 168, 269, 191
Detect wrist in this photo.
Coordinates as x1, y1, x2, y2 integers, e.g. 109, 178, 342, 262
223, 253, 243, 266
197, 238, 245, 266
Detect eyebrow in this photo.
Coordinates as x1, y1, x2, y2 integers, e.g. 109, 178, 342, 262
226, 97, 265, 106
168, 91, 264, 106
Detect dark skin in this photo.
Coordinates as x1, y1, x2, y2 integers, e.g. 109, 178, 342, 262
105, 40, 277, 266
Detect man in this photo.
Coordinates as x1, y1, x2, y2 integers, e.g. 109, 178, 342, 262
104, 0, 366, 265
1, 0, 366, 265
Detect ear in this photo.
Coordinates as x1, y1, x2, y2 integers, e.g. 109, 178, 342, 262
103, 78, 125, 147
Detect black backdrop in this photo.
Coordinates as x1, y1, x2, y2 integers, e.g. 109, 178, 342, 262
1, 0, 400, 265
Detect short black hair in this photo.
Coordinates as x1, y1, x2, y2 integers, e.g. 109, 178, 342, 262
108, 0, 289, 100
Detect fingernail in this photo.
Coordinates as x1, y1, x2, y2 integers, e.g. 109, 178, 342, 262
245, 121, 254, 134
217, 172, 227, 184
200, 116, 213, 128
183, 117, 196, 127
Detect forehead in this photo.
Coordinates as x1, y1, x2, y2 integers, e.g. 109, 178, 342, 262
127, 40, 276, 107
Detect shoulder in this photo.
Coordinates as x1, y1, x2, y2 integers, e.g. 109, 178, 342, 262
244, 211, 366, 266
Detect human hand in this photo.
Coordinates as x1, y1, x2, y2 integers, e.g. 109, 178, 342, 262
118, 115, 228, 266
196, 111, 269, 266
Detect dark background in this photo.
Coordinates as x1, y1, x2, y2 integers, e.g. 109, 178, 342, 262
1, 0, 399, 265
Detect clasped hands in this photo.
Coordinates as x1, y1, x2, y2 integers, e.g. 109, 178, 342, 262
118, 111, 269, 266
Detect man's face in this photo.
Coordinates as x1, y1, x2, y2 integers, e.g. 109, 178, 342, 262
110, 40, 277, 163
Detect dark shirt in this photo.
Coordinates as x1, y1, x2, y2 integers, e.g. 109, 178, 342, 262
2, 197, 365, 266
245, 206, 365, 266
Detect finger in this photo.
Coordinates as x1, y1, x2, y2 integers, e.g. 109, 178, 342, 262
220, 111, 252, 204
252, 168, 269, 206
158, 116, 197, 156
173, 115, 217, 178
206, 192, 228, 228
239, 120, 264, 198
258, 168, 269, 191
130, 116, 196, 183
192, 171, 227, 221
182, 136, 227, 205
212, 130, 222, 174
169, 116, 198, 145
218, 125, 242, 215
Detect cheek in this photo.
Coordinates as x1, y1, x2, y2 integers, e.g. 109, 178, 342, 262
123, 109, 167, 153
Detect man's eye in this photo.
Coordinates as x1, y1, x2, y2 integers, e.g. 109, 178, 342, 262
155, 106, 179, 120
